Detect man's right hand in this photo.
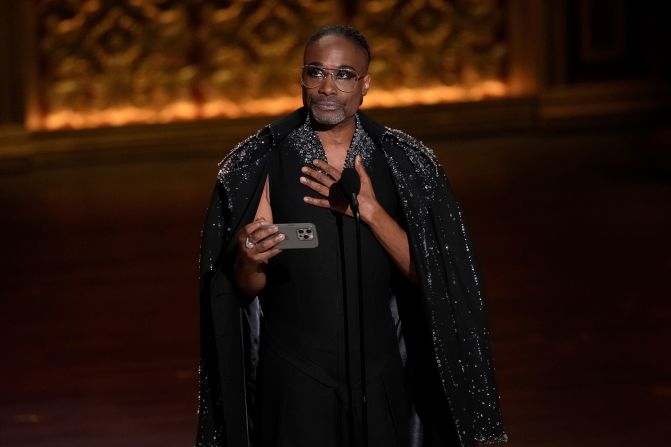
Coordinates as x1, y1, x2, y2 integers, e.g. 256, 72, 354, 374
233, 218, 284, 296
236, 218, 284, 264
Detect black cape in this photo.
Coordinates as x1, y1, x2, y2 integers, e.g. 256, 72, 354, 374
196, 108, 507, 447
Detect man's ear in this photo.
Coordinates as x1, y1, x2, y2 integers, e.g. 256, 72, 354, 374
361, 74, 371, 96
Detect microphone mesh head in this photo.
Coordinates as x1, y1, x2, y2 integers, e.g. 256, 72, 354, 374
340, 168, 361, 196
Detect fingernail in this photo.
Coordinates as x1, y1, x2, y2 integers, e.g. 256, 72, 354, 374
312, 159, 319, 165
277, 234, 285, 240
300, 176, 306, 183
301, 167, 307, 173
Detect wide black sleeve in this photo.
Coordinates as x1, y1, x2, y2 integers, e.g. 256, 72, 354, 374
381, 129, 506, 446
196, 181, 250, 447
427, 169, 506, 445
196, 137, 274, 446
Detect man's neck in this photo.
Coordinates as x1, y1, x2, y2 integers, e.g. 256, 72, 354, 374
310, 114, 356, 171
313, 115, 356, 152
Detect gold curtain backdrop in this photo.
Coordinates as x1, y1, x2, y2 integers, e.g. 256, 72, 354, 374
29, 0, 508, 130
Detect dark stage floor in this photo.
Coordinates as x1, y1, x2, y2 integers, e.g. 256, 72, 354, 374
1, 133, 670, 446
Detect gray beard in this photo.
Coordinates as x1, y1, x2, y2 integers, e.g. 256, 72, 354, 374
309, 106, 346, 126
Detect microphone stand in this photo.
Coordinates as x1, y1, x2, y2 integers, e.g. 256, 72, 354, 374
337, 167, 367, 447
335, 214, 355, 447
349, 193, 368, 447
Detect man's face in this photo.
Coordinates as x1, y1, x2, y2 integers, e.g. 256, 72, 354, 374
302, 35, 371, 127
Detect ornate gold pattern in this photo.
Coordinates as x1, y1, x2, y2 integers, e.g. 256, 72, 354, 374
29, 0, 508, 130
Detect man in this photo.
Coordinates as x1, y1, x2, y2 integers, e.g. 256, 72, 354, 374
197, 25, 506, 447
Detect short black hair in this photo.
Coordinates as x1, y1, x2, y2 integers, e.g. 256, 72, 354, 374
306, 25, 371, 67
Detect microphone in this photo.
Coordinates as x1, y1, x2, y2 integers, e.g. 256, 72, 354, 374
339, 167, 360, 209
339, 166, 368, 447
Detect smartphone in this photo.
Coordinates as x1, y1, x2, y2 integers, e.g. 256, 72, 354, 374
262, 223, 319, 249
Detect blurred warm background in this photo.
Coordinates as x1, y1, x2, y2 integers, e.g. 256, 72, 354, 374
1, 1, 670, 446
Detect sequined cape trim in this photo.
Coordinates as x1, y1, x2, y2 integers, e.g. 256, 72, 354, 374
285, 113, 376, 169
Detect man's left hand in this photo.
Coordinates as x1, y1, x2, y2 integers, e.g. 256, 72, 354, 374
300, 155, 379, 223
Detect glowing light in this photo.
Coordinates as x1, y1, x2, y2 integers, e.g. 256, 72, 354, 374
30, 81, 508, 130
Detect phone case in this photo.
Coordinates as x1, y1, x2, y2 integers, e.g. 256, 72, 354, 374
265, 223, 319, 249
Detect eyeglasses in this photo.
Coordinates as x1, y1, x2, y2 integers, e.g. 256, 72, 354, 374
300, 65, 363, 93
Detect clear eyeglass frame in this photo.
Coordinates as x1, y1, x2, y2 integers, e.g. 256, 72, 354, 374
300, 65, 363, 93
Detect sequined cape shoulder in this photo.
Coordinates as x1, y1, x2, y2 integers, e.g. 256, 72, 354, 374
196, 107, 507, 447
